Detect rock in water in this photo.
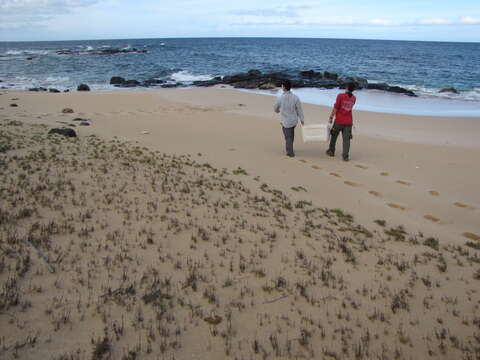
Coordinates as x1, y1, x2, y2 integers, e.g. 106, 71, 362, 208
62, 108, 74, 114
110, 77, 126, 85
48, 128, 77, 137
77, 84, 90, 91
439, 87, 459, 94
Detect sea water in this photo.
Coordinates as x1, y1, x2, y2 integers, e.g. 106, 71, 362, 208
1, 37, 479, 117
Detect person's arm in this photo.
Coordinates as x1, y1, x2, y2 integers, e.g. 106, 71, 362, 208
329, 108, 336, 123
296, 98, 305, 125
274, 97, 281, 113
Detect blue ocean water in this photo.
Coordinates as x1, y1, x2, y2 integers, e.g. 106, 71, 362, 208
1, 38, 479, 115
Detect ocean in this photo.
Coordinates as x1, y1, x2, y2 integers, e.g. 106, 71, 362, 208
1, 37, 479, 116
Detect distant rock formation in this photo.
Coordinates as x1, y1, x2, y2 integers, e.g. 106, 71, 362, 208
57, 48, 147, 56
77, 84, 90, 91
439, 88, 459, 94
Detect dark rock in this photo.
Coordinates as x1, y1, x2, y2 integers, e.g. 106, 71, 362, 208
10, 103, 18, 107
161, 84, 180, 88
77, 84, 90, 91
27, 57, 34, 60
29, 87, 47, 92
324, 71, 338, 80
57, 48, 147, 56
142, 79, 165, 86
110, 76, 126, 85
439, 87, 459, 94
300, 70, 324, 79
367, 83, 390, 91
48, 128, 77, 137
388, 86, 416, 97
113, 79, 142, 88
62, 108, 74, 114
79, 121, 90, 126
72, 117, 87, 121
258, 82, 277, 90
340, 77, 368, 89
247, 69, 262, 77
49, 88, 60, 93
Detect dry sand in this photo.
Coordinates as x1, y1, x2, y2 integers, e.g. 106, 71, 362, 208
0, 88, 479, 360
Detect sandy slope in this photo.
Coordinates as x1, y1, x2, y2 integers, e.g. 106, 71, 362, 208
0, 88, 479, 360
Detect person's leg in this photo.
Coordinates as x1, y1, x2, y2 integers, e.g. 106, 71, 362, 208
327, 124, 341, 156
282, 126, 295, 157
341, 125, 352, 160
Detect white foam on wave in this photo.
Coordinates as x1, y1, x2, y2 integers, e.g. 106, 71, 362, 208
170, 71, 213, 83
246, 88, 480, 118
5, 49, 50, 56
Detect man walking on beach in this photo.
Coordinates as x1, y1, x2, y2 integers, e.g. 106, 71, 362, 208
274, 80, 304, 157
326, 83, 356, 161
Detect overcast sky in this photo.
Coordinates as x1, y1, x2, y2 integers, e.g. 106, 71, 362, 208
1, 0, 479, 42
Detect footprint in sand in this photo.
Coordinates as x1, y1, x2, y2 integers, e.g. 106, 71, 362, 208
330, 172, 341, 178
429, 190, 440, 196
396, 180, 412, 186
311, 165, 321, 170
344, 181, 361, 187
424, 215, 440, 223
355, 164, 368, 169
463, 232, 480, 241
369, 190, 382, 198
387, 203, 407, 211
380, 172, 389, 176
453, 202, 475, 210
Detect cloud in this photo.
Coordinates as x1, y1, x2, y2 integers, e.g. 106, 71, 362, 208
230, 5, 310, 18
417, 18, 452, 25
460, 16, 480, 24
231, 12, 480, 28
0, 0, 99, 26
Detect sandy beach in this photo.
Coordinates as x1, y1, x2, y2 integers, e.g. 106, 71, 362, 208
1, 88, 479, 359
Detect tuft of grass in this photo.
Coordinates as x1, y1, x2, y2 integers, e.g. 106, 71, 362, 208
423, 237, 439, 251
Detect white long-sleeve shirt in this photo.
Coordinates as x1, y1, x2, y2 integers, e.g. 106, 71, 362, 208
274, 91, 304, 128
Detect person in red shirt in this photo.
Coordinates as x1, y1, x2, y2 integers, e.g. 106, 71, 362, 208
326, 83, 356, 161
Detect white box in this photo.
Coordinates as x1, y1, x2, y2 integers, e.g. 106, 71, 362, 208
301, 123, 331, 143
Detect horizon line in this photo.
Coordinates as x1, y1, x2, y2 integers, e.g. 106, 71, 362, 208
1, 35, 479, 44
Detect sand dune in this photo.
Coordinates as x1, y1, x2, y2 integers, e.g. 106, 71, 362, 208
0, 88, 479, 359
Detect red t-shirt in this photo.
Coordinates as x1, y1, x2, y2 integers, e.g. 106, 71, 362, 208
334, 93, 356, 125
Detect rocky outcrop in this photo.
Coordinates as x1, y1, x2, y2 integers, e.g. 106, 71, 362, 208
109, 76, 165, 88
439, 87, 459, 94
49, 88, 60, 93
77, 84, 90, 91
367, 83, 416, 97
57, 48, 147, 56
29, 87, 47, 92
48, 128, 77, 137
104, 69, 418, 97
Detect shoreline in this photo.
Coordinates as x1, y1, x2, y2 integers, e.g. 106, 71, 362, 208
4, 85, 480, 118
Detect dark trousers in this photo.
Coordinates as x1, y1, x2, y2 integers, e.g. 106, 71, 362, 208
328, 123, 352, 158
282, 126, 295, 156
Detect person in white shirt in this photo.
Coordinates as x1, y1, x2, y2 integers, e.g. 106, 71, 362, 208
274, 80, 304, 157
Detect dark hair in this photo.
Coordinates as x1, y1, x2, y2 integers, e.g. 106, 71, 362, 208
282, 80, 292, 91
347, 83, 355, 92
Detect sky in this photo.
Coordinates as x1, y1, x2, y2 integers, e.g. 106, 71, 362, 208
0, 0, 479, 42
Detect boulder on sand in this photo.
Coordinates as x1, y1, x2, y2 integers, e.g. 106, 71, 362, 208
48, 128, 77, 137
